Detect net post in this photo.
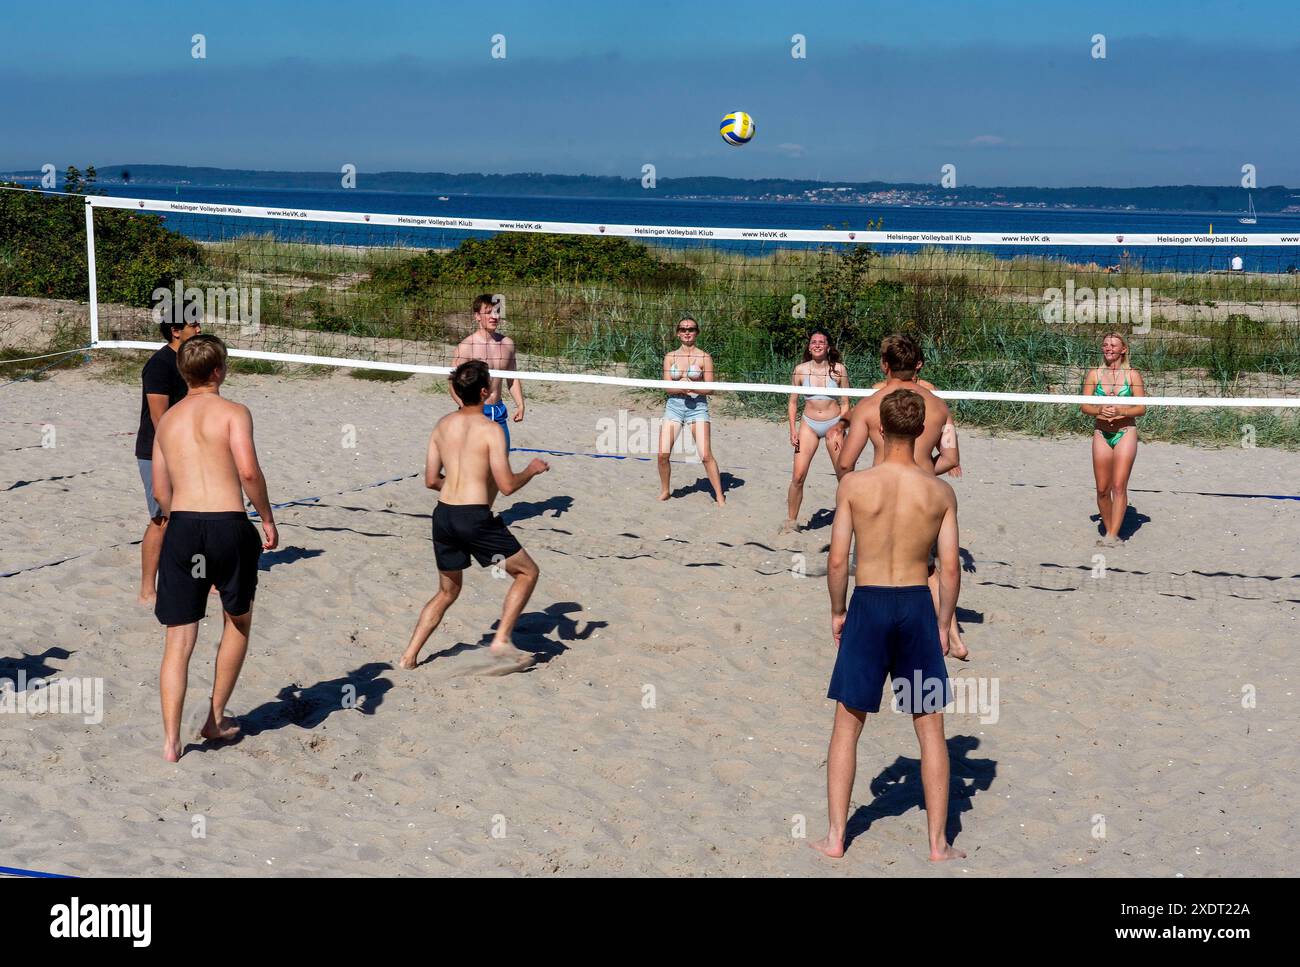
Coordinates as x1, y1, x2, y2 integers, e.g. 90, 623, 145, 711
84, 197, 100, 347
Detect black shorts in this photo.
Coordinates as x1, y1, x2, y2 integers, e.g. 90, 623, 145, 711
431, 502, 522, 571
155, 511, 262, 626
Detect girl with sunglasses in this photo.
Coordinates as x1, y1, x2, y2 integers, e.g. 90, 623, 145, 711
657, 315, 725, 505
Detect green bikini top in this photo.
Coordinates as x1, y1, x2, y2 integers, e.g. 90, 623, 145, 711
1093, 371, 1132, 397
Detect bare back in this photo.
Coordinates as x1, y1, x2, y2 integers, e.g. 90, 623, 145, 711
430, 409, 508, 505
863, 380, 951, 474
155, 394, 248, 512
838, 462, 955, 586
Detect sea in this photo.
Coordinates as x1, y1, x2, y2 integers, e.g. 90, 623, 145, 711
92, 184, 1300, 273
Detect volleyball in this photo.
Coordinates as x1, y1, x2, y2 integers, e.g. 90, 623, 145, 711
719, 111, 755, 146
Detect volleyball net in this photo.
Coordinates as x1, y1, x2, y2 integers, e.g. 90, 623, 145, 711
5, 190, 1291, 436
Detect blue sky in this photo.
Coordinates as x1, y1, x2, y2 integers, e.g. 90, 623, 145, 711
2, 0, 1297, 185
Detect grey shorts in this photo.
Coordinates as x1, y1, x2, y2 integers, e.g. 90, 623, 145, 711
138, 458, 162, 520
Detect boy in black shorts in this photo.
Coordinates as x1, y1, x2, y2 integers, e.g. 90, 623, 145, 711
399, 360, 549, 671
151, 335, 277, 761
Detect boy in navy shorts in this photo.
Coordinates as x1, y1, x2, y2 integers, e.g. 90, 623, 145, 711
812, 389, 965, 862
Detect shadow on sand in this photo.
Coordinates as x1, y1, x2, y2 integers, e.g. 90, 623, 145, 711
500, 495, 574, 525
1092, 505, 1150, 540
259, 546, 326, 570
410, 601, 607, 671
844, 734, 996, 850
182, 661, 394, 755
0, 647, 72, 688
670, 471, 744, 501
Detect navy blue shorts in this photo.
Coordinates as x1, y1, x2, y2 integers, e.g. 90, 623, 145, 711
828, 585, 951, 714
483, 402, 510, 451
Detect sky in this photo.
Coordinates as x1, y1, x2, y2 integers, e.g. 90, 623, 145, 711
1, 0, 1297, 186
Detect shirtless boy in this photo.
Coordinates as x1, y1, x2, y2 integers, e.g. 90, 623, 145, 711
813, 388, 964, 862
451, 294, 525, 451
400, 360, 549, 670
151, 335, 277, 762
838, 334, 968, 660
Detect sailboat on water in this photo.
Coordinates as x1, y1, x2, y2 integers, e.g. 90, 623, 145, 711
1239, 193, 1257, 225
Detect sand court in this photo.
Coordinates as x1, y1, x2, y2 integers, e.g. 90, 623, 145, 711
1, 365, 1297, 876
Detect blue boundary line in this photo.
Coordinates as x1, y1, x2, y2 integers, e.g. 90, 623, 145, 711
3, 443, 1295, 580
0, 864, 74, 878
243, 447, 730, 519
1148, 488, 1300, 502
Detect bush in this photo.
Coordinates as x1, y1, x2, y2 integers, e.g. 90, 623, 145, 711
0, 181, 200, 306
365, 232, 698, 297
764, 245, 917, 359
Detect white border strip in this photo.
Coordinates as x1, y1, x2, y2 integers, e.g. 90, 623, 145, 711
87, 194, 1300, 248
91, 341, 1300, 407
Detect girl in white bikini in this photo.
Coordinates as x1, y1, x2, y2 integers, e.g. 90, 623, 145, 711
783, 327, 850, 532
657, 315, 725, 505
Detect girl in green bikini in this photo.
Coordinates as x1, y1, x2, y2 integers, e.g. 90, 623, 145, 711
1081, 332, 1146, 545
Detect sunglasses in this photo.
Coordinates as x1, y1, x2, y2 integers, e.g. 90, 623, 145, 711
677, 326, 697, 333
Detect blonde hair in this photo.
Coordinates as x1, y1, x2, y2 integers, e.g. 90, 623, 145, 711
178, 333, 227, 387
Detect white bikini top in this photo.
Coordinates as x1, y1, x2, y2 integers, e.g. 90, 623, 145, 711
802, 366, 837, 402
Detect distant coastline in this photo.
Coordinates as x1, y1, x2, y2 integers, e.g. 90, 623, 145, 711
4, 164, 1299, 214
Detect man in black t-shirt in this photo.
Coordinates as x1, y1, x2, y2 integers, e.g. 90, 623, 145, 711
136, 315, 201, 604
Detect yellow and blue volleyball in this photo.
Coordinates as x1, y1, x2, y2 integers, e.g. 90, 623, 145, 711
719, 111, 755, 146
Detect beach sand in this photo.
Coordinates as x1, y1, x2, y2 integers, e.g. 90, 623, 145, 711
1, 362, 1297, 876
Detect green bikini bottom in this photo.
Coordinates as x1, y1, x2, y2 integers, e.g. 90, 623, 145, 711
1100, 427, 1128, 448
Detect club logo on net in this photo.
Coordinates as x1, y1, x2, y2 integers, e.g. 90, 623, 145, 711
49, 898, 151, 947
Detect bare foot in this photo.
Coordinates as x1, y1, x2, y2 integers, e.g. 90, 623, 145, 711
779, 519, 798, 535
715, 495, 726, 507
930, 843, 966, 862
488, 641, 536, 668
199, 714, 241, 742
657, 490, 670, 502
397, 654, 419, 670
162, 738, 182, 763
137, 590, 156, 607
949, 633, 970, 662
809, 834, 846, 859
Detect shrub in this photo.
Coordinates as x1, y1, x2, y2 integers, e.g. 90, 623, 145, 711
0, 181, 200, 306
365, 232, 698, 297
